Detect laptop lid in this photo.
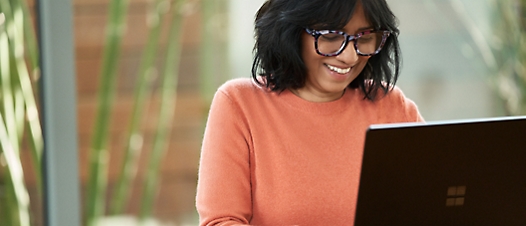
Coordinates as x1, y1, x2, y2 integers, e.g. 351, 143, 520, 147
355, 116, 526, 226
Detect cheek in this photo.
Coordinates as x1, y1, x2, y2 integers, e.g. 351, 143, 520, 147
301, 37, 315, 58
301, 37, 321, 70
354, 57, 370, 72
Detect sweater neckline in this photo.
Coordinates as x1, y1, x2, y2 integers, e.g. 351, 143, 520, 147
277, 88, 355, 115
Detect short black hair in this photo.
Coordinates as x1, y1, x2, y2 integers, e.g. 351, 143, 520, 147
251, 0, 401, 100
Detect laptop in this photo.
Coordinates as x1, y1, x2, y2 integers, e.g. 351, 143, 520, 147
355, 116, 526, 226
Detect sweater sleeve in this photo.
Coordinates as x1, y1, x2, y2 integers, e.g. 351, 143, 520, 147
196, 87, 253, 226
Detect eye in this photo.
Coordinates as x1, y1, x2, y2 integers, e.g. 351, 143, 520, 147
356, 33, 376, 43
319, 33, 344, 42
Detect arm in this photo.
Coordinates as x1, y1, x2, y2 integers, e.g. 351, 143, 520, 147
196, 89, 253, 226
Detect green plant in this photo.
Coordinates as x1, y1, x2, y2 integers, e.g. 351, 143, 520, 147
85, 0, 131, 223
86, 0, 189, 225
0, 0, 42, 225
449, 0, 526, 115
487, 0, 526, 115
1, 0, 190, 225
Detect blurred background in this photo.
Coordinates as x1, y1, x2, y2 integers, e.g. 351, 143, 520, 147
1, 0, 524, 225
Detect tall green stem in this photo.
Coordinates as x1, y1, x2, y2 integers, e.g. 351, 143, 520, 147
11, 0, 43, 194
109, 0, 166, 215
0, 14, 27, 225
1, 0, 42, 224
200, 0, 217, 103
139, 0, 186, 219
0, 116, 30, 226
86, 0, 130, 224
18, 0, 38, 73
0, 0, 20, 158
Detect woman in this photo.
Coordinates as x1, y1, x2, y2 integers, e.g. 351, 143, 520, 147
196, 0, 425, 225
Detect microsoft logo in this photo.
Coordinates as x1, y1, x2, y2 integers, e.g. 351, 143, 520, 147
446, 186, 466, 207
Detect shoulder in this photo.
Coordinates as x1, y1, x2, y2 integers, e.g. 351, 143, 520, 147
373, 85, 424, 122
352, 83, 408, 106
211, 77, 272, 110
217, 78, 265, 98
219, 77, 256, 90
382, 86, 408, 104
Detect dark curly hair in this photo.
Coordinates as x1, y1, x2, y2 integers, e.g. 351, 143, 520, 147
251, 0, 401, 100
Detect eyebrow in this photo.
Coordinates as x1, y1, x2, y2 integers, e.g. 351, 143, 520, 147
357, 26, 375, 31
350, 25, 376, 34
312, 25, 376, 33
322, 25, 376, 34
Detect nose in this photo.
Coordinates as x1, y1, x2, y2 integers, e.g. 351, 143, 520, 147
336, 42, 360, 65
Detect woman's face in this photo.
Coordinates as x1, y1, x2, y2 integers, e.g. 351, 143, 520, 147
295, 2, 372, 102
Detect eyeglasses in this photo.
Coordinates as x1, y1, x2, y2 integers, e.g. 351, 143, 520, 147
305, 28, 391, 57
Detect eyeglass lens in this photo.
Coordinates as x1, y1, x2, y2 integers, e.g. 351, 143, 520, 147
317, 32, 384, 55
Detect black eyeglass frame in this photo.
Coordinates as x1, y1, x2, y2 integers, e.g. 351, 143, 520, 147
305, 28, 391, 57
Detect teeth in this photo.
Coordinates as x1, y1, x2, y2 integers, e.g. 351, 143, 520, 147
327, 64, 351, 74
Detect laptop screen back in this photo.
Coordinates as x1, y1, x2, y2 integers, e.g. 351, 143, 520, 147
355, 116, 526, 226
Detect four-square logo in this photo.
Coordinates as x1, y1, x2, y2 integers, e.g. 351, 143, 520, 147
446, 186, 466, 207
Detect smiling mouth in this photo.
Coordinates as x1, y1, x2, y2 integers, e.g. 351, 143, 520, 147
326, 64, 351, 74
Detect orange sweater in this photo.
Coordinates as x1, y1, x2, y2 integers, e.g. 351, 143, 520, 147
196, 78, 424, 225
